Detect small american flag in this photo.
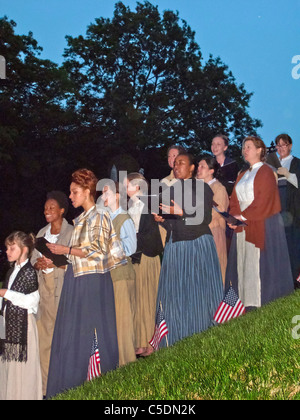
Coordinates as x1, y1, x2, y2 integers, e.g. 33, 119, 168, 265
149, 305, 169, 350
214, 286, 246, 324
87, 329, 101, 381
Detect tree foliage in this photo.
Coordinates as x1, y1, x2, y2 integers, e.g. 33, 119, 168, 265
62, 1, 261, 158
0, 1, 262, 249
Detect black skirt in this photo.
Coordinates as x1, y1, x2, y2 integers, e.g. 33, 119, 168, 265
46, 265, 118, 399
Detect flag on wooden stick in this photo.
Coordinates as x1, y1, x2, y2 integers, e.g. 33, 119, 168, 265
214, 286, 246, 324
87, 329, 101, 381
149, 303, 169, 350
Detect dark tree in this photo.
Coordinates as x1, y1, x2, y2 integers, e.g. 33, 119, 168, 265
62, 1, 261, 165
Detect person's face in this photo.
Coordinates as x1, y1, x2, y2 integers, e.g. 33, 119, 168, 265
211, 137, 228, 158
44, 199, 64, 224
124, 179, 139, 198
69, 182, 89, 208
168, 148, 180, 169
276, 139, 292, 159
102, 185, 119, 209
242, 140, 262, 165
173, 155, 195, 179
197, 160, 214, 182
6, 242, 26, 264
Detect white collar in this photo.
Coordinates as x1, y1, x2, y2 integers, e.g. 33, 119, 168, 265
208, 178, 217, 186
15, 258, 29, 271
280, 154, 293, 163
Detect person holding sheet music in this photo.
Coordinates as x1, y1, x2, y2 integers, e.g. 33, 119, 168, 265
124, 172, 164, 357
153, 152, 223, 348
31, 191, 73, 396
45, 169, 127, 399
197, 156, 229, 284
225, 136, 294, 310
275, 134, 300, 288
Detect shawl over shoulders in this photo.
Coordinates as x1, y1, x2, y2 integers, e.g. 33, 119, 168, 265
229, 164, 281, 249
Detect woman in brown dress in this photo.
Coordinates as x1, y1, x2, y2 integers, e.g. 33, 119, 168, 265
197, 157, 229, 284
31, 191, 73, 396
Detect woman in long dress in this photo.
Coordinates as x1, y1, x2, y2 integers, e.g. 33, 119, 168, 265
31, 191, 73, 396
46, 169, 127, 399
197, 156, 229, 284
154, 153, 224, 347
275, 133, 300, 288
226, 136, 294, 308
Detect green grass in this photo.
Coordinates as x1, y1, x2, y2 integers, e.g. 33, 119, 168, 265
52, 291, 300, 400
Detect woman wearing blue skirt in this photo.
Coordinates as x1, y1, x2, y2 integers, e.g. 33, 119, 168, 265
45, 169, 127, 399
154, 153, 224, 347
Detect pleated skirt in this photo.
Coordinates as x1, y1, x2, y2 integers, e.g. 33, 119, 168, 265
46, 265, 118, 399
156, 234, 224, 348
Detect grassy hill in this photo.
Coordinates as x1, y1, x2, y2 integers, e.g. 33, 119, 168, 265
53, 291, 300, 400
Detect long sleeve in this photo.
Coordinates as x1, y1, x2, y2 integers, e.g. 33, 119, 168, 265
241, 165, 281, 221
119, 219, 137, 256
229, 164, 281, 249
4, 290, 40, 314
210, 181, 229, 229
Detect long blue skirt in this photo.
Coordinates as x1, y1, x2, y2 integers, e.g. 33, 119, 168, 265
46, 266, 118, 399
225, 213, 294, 306
156, 234, 224, 348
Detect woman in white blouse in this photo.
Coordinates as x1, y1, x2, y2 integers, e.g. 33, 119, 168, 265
275, 134, 300, 287
0, 231, 42, 400
226, 136, 294, 309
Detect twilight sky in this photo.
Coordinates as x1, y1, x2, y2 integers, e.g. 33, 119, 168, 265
2, 0, 300, 156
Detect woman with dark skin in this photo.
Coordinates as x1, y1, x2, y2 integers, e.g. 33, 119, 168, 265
153, 153, 223, 348
31, 191, 73, 396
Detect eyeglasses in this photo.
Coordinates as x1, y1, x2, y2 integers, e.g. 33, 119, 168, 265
276, 144, 289, 149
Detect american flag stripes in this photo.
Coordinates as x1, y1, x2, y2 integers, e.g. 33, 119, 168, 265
87, 329, 101, 381
214, 286, 246, 324
149, 305, 169, 350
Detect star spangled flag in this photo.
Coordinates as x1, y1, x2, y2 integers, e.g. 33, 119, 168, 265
214, 286, 246, 324
149, 305, 169, 350
87, 329, 101, 381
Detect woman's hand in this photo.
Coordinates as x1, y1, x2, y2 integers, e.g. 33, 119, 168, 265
0, 289, 7, 298
152, 213, 165, 223
277, 167, 290, 178
46, 243, 69, 255
159, 200, 183, 217
228, 215, 244, 230
34, 256, 54, 270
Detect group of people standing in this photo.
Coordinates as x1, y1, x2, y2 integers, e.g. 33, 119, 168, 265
0, 133, 298, 400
